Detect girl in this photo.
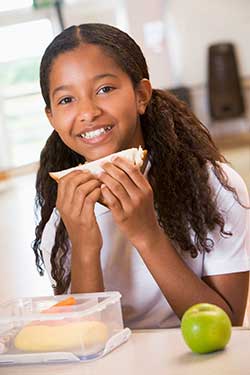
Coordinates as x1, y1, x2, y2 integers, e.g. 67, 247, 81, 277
33, 23, 250, 329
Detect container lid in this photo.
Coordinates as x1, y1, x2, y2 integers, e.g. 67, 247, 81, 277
0, 291, 121, 324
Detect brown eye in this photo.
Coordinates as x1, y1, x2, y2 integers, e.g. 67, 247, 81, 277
59, 97, 73, 105
98, 86, 114, 95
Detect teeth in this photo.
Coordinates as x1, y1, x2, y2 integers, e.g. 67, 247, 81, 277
81, 126, 112, 139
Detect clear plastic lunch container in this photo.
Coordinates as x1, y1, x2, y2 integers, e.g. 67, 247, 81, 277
0, 291, 131, 366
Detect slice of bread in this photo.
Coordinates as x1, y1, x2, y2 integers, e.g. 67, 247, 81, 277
49, 146, 147, 182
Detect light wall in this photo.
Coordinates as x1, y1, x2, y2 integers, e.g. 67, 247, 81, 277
0, 0, 250, 170
165, 0, 250, 87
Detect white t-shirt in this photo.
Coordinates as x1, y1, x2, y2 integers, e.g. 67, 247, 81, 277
40, 163, 250, 329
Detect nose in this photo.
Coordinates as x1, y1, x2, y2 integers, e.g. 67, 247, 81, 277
77, 98, 102, 123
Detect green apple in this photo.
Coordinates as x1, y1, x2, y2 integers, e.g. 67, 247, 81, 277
181, 303, 232, 354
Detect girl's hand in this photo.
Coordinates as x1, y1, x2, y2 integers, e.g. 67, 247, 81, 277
56, 170, 103, 256
99, 157, 161, 248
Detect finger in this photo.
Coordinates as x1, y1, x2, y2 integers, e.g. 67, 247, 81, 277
57, 170, 81, 206
100, 184, 123, 219
56, 170, 95, 209
71, 179, 101, 218
82, 187, 102, 219
110, 156, 149, 190
99, 170, 131, 207
100, 161, 142, 202
100, 161, 154, 213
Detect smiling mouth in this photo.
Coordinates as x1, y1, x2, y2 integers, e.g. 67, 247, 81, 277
80, 126, 113, 140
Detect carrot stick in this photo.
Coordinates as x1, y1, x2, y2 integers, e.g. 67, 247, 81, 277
52, 296, 77, 307
42, 296, 77, 313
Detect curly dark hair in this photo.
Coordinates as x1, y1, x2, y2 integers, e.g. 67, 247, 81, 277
33, 23, 239, 294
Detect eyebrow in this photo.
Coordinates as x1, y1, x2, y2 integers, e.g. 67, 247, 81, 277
51, 73, 118, 98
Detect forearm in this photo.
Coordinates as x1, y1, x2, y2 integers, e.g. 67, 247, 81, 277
71, 248, 104, 293
137, 229, 234, 322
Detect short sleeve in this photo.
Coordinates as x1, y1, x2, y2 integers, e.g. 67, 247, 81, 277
202, 163, 250, 276
40, 208, 60, 288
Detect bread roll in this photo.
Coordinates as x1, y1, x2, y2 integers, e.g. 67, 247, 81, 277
49, 146, 147, 182
14, 320, 109, 353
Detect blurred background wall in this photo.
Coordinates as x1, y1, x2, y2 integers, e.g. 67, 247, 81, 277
0, 0, 250, 170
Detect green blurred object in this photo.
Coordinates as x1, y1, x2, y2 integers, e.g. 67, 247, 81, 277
33, 0, 57, 9
33, 0, 65, 30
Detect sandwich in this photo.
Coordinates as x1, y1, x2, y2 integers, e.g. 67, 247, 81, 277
49, 146, 147, 182
14, 320, 109, 353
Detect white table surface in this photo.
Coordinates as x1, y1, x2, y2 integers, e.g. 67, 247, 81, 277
1, 327, 250, 375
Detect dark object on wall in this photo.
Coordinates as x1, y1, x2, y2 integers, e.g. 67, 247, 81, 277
208, 43, 245, 120
168, 86, 192, 109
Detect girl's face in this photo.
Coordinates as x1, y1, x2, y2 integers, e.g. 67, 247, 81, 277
46, 44, 151, 161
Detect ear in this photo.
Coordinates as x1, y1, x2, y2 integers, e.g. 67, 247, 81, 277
45, 107, 55, 128
135, 79, 152, 115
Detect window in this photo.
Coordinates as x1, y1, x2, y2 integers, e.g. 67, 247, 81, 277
0, 18, 53, 168
0, 0, 126, 169
0, 0, 32, 12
